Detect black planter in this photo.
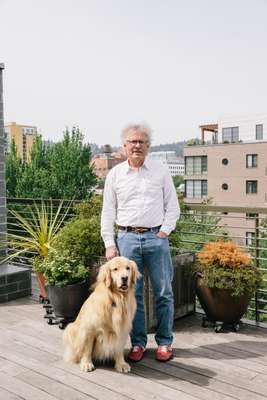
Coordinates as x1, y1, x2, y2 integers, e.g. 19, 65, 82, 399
46, 280, 89, 320
196, 276, 251, 331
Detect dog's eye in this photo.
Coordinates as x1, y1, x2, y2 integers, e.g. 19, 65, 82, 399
113, 268, 118, 271
126, 266, 130, 270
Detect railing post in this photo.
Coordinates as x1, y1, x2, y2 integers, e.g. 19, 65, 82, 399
0, 63, 7, 259
255, 215, 260, 326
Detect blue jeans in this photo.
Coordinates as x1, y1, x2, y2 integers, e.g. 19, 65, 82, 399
116, 228, 174, 347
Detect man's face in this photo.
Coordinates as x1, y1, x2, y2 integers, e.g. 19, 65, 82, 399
124, 130, 149, 165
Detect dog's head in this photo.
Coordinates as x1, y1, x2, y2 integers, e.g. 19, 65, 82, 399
97, 256, 141, 292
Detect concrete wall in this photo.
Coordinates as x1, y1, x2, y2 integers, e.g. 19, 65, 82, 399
184, 141, 267, 208
218, 113, 267, 143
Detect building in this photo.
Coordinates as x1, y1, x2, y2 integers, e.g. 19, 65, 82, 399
91, 145, 126, 180
184, 113, 267, 245
148, 151, 184, 176
4, 122, 38, 162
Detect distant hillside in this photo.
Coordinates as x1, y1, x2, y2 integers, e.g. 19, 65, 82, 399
90, 141, 185, 157
150, 141, 185, 157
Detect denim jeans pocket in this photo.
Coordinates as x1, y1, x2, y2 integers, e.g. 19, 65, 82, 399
117, 230, 128, 240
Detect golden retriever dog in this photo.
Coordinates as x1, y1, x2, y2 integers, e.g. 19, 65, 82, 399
63, 256, 140, 373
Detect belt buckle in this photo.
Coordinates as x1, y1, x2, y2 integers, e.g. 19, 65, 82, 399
135, 227, 147, 233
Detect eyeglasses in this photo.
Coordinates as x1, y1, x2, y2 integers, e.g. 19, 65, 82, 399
126, 140, 148, 146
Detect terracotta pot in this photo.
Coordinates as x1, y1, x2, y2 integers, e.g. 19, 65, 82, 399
196, 276, 251, 324
35, 271, 48, 299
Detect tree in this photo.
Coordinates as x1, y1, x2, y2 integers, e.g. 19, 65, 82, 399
47, 127, 97, 199
6, 126, 97, 200
16, 136, 52, 198
5, 139, 23, 197
172, 175, 184, 188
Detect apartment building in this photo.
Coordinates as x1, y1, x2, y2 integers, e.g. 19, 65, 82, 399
184, 113, 267, 245
4, 122, 38, 162
91, 145, 126, 180
148, 151, 184, 176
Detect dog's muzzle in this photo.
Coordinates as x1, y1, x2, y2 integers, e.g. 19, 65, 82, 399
120, 276, 128, 290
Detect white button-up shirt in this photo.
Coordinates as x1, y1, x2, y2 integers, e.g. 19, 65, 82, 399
101, 158, 180, 248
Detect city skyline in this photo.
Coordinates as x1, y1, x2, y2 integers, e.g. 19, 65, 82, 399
1, 0, 267, 146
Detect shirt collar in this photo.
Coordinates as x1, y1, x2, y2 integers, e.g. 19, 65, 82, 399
124, 157, 150, 173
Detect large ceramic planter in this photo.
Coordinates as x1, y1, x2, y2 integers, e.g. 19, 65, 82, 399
196, 276, 251, 332
46, 280, 89, 321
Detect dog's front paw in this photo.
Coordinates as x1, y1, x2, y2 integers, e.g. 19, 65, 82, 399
115, 361, 131, 373
80, 361, 95, 372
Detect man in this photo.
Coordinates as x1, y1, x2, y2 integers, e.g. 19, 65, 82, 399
101, 123, 180, 362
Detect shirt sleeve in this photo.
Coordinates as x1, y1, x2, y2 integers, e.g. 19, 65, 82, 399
101, 170, 117, 248
160, 168, 180, 235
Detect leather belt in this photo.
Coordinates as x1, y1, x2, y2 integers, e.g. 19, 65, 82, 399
117, 225, 161, 233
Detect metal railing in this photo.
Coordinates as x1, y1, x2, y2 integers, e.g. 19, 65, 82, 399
179, 204, 267, 328
4, 198, 267, 328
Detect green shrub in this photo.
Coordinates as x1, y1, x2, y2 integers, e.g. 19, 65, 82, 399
74, 195, 103, 219
40, 249, 88, 286
196, 241, 262, 296
53, 215, 105, 266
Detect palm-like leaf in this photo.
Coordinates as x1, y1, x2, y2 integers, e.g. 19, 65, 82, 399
1, 200, 72, 264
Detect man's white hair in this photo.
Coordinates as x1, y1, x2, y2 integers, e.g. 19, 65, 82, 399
121, 123, 152, 145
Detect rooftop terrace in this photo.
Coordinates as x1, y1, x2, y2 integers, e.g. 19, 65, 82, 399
1, 297, 267, 400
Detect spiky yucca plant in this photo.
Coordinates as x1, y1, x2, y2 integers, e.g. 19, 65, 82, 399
1, 200, 72, 267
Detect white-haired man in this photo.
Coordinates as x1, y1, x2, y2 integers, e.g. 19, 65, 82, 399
101, 123, 180, 362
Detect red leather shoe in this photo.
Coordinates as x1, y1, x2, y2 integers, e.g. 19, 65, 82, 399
155, 345, 173, 362
128, 345, 146, 362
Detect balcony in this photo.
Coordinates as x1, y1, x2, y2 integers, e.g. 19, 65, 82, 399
1, 198, 267, 399
4, 198, 267, 327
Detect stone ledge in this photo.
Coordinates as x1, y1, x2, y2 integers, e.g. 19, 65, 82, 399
0, 263, 31, 303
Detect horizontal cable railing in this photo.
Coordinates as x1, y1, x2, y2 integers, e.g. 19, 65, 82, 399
3, 198, 267, 328
178, 204, 267, 328
4, 197, 81, 268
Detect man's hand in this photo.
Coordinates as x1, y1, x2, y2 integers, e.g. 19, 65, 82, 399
156, 231, 168, 238
105, 246, 118, 260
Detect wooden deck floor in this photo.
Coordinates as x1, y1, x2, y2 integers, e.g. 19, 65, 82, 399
1, 298, 267, 400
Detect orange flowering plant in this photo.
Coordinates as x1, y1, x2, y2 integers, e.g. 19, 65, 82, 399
196, 241, 262, 296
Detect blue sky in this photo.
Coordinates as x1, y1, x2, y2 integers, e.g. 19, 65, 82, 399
1, 0, 267, 145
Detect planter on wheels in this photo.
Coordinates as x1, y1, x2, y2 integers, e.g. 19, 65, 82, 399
195, 276, 251, 332
46, 280, 89, 328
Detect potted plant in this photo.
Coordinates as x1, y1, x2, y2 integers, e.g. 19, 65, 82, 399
38, 249, 89, 327
4, 200, 71, 301
195, 240, 262, 332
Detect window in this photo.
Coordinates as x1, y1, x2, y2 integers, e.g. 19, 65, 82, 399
246, 213, 258, 219
246, 154, 258, 168
246, 232, 255, 247
222, 127, 239, 143
246, 180, 258, 194
256, 124, 263, 140
222, 158, 228, 165
222, 183, 228, 190
185, 156, 207, 175
185, 180, 207, 198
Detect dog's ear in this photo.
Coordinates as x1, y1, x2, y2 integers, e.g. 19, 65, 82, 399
97, 262, 112, 288
129, 260, 141, 285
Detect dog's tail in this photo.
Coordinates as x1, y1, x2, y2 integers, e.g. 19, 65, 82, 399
63, 322, 83, 364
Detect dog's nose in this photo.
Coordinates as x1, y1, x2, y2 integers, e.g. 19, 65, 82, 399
121, 276, 128, 283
